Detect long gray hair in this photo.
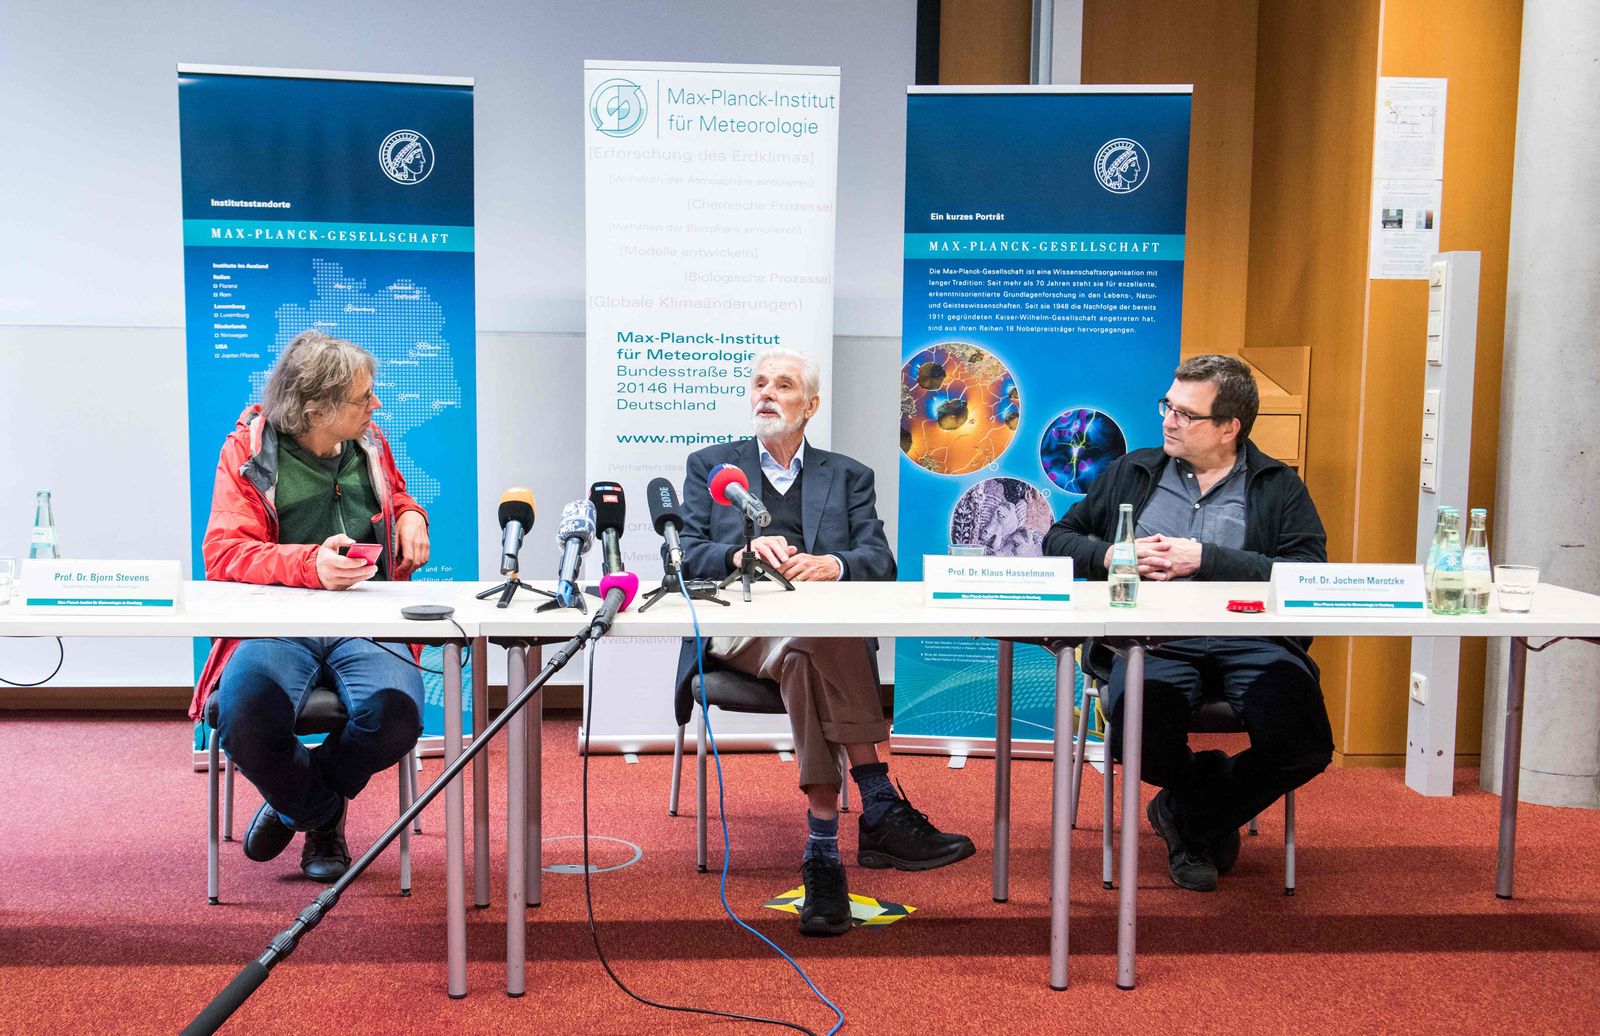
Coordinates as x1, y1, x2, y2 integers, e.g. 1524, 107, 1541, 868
262, 330, 376, 436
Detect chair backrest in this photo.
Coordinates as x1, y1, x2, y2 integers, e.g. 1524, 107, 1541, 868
205, 686, 349, 736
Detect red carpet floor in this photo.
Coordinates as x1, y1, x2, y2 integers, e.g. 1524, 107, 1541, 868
2, 712, 1599, 1034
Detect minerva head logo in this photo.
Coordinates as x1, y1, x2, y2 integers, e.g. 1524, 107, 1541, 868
379, 129, 435, 185
589, 78, 648, 138
1094, 138, 1149, 194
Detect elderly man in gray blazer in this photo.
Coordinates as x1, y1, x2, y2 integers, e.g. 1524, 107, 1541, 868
676, 347, 973, 937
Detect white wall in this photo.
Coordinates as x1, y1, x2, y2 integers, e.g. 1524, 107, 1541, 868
0, 1, 915, 687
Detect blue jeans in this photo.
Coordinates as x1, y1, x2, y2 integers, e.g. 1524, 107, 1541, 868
1106, 637, 1334, 847
214, 637, 424, 830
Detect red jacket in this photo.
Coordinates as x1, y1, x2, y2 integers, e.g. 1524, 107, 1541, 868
191, 404, 426, 720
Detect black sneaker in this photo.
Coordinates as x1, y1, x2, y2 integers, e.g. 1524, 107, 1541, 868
1210, 826, 1242, 876
857, 787, 976, 871
799, 856, 852, 936
1146, 789, 1217, 892
300, 800, 350, 883
242, 802, 296, 863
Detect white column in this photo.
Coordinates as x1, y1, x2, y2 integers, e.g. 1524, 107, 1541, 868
1481, 0, 1600, 807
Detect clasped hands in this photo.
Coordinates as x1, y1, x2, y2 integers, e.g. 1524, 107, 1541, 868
732, 535, 841, 582
1103, 534, 1202, 581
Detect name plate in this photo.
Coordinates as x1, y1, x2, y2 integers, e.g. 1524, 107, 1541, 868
924, 555, 1074, 609
21, 560, 183, 611
1270, 563, 1425, 614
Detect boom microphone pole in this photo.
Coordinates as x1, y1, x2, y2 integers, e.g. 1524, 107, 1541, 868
181, 622, 598, 1036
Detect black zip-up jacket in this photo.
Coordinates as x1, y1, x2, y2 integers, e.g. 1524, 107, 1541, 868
1042, 438, 1328, 580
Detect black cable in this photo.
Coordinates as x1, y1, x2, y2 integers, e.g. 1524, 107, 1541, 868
0, 637, 66, 687
578, 641, 822, 1036
371, 615, 473, 673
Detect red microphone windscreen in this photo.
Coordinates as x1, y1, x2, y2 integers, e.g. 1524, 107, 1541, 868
707, 463, 748, 507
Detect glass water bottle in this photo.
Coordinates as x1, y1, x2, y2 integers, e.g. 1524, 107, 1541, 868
1108, 503, 1138, 608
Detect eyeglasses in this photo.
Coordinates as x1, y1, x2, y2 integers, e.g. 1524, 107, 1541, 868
344, 390, 375, 409
1157, 398, 1218, 428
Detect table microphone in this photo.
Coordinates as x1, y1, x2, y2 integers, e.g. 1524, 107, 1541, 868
646, 477, 686, 572
586, 482, 637, 632
498, 488, 536, 576
707, 464, 771, 528
556, 500, 595, 605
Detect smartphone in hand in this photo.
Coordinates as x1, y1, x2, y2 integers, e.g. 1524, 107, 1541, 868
339, 543, 383, 566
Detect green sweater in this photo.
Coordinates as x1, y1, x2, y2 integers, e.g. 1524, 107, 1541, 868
276, 436, 384, 578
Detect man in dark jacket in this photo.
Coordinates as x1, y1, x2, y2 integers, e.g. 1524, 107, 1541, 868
678, 348, 974, 936
1043, 354, 1334, 892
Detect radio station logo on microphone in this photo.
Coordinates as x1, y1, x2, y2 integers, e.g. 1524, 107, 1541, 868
379, 129, 435, 185
589, 78, 648, 138
1094, 137, 1149, 194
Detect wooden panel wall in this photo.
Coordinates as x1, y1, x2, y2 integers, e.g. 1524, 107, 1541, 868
939, 0, 1033, 84
1246, 0, 1384, 754
1339, 0, 1524, 762
1082, 0, 1261, 357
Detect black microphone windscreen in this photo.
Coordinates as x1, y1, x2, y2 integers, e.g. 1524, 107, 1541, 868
646, 477, 682, 534
498, 488, 535, 529
589, 481, 626, 533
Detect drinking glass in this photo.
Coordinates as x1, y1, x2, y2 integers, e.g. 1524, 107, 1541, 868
0, 556, 16, 606
1493, 564, 1539, 613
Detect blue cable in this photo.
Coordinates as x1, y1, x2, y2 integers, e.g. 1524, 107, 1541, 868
680, 579, 846, 1036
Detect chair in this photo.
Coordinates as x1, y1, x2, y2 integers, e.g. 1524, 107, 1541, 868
1068, 643, 1297, 896
668, 668, 856, 873
205, 687, 421, 904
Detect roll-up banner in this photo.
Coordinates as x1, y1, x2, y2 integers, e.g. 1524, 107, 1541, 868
178, 66, 477, 761
893, 86, 1191, 758
583, 60, 840, 752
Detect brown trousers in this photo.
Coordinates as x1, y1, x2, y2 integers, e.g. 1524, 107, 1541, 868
710, 637, 889, 789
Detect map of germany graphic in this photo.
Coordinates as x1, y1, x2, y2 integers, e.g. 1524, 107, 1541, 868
253, 257, 462, 508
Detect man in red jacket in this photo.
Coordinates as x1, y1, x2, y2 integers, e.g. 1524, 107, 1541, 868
196, 329, 430, 881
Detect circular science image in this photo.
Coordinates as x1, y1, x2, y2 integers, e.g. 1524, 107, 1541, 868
949, 477, 1054, 558
900, 342, 1019, 476
1039, 408, 1128, 495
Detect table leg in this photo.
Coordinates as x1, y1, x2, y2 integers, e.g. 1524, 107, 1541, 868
505, 645, 527, 997
1048, 646, 1075, 990
528, 642, 544, 907
1115, 644, 1144, 991
1496, 637, 1528, 899
443, 641, 467, 998
993, 639, 1014, 904
473, 636, 490, 909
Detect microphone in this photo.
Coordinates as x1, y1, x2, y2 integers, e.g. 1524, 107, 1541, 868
591, 571, 639, 637
707, 464, 771, 528
556, 499, 595, 606
646, 477, 686, 572
589, 481, 626, 575
497, 488, 536, 576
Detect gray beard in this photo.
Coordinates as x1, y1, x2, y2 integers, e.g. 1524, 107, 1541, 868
752, 411, 800, 439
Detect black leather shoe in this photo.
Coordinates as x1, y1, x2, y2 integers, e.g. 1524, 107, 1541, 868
300, 800, 350, 883
1147, 789, 1217, 892
799, 857, 852, 936
242, 802, 296, 863
1211, 826, 1242, 876
857, 789, 976, 871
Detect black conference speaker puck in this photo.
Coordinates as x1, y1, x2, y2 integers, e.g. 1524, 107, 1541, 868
401, 604, 456, 621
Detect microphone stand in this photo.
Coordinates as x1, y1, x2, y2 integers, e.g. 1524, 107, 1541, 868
719, 515, 795, 602
182, 623, 596, 1036
475, 568, 558, 610
639, 542, 728, 612
537, 582, 588, 615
